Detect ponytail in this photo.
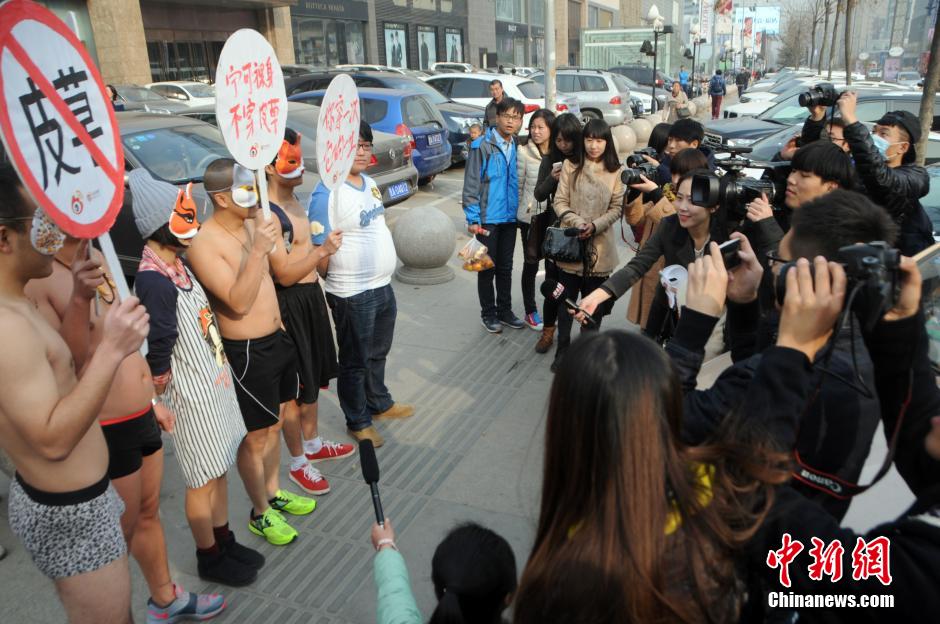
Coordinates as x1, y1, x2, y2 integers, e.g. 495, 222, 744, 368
428, 589, 465, 624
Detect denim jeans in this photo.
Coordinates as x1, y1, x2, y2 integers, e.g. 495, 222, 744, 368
476, 222, 516, 320
326, 284, 397, 431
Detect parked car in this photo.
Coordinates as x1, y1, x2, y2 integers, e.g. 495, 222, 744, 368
430, 62, 475, 73
146, 81, 215, 107
922, 164, 940, 235
281, 64, 325, 77
289, 88, 450, 185
608, 64, 673, 89
724, 81, 902, 119
528, 68, 633, 126
614, 73, 668, 112
704, 89, 940, 149
110, 84, 190, 114
423, 72, 581, 135
178, 101, 419, 205
896, 71, 923, 89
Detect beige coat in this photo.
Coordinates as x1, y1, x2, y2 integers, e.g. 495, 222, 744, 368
623, 195, 675, 327
552, 159, 625, 276
664, 89, 689, 123
516, 140, 546, 223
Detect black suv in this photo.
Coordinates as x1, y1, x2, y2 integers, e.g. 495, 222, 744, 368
608, 64, 673, 89
704, 89, 940, 149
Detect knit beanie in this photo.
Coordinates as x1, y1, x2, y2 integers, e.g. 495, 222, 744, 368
128, 169, 180, 238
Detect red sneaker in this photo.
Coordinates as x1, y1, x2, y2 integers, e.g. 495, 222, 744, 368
289, 464, 330, 495
305, 439, 356, 463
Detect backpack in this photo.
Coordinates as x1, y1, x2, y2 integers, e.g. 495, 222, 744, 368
709, 76, 723, 94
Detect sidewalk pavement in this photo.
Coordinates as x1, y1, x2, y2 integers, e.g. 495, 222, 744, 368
0, 163, 908, 623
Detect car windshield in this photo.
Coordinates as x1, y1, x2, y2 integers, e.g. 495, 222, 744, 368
758, 93, 810, 125
121, 86, 168, 103
185, 83, 215, 98
373, 77, 448, 104
612, 75, 633, 92
898, 72, 921, 81
746, 127, 799, 161
124, 124, 231, 183
517, 81, 544, 98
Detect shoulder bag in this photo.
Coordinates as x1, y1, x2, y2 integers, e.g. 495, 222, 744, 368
542, 210, 583, 263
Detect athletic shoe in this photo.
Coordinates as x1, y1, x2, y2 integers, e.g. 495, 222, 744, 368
269, 489, 317, 515
305, 439, 356, 463
289, 464, 331, 495
348, 425, 385, 448
481, 317, 502, 333
219, 532, 265, 570
374, 404, 414, 420
248, 508, 298, 545
146, 584, 225, 623
498, 313, 526, 329
524, 312, 544, 331
196, 549, 257, 587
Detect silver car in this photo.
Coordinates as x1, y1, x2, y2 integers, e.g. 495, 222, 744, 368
529, 68, 633, 126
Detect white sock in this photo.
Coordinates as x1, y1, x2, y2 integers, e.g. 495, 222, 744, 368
290, 454, 307, 472
303, 437, 323, 455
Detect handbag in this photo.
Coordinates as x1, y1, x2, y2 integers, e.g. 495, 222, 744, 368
676, 105, 692, 119
542, 211, 583, 263
526, 204, 552, 262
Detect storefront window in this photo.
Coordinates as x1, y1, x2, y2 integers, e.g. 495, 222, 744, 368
413, 0, 435, 9
497, 33, 514, 64
530, 0, 544, 25
294, 17, 326, 66
496, 0, 525, 22
441, 0, 453, 12
445, 29, 463, 62
384, 23, 409, 69
417, 26, 437, 70
293, 18, 366, 67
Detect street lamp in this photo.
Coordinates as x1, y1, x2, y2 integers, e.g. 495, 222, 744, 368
690, 24, 703, 97
644, 4, 673, 114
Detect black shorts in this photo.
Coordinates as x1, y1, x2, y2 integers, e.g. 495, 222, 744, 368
277, 282, 338, 404
223, 330, 299, 432
101, 407, 163, 480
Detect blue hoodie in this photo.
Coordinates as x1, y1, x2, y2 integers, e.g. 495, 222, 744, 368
462, 127, 519, 225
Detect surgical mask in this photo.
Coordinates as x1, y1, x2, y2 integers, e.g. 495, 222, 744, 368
30, 206, 66, 256
871, 134, 905, 160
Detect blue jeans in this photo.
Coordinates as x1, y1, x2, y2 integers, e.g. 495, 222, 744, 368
326, 285, 397, 431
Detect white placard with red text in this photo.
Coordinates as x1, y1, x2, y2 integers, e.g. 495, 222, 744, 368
315, 74, 360, 191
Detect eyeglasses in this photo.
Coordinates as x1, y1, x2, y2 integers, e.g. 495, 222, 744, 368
499, 113, 522, 121
357, 142, 373, 152
827, 135, 847, 145
765, 250, 793, 268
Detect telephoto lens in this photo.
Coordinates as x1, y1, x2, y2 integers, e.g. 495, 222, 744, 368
798, 83, 840, 108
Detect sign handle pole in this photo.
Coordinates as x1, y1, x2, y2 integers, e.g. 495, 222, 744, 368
97, 232, 148, 357
257, 168, 272, 222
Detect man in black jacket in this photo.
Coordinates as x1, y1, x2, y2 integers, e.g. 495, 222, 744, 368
484, 79, 504, 128
837, 93, 933, 256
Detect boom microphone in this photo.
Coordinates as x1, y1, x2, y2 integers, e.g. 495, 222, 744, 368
358, 439, 385, 527
539, 280, 597, 327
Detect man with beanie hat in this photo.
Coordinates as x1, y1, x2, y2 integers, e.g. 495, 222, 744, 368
129, 169, 266, 591
24, 175, 227, 620
838, 92, 933, 255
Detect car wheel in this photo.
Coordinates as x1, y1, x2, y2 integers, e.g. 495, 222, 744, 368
582, 110, 601, 121
418, 176, 435, 186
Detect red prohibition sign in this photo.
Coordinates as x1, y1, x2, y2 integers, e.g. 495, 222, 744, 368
0, 0, 124, 238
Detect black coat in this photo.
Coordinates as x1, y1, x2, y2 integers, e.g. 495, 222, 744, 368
843, 120, 934, 256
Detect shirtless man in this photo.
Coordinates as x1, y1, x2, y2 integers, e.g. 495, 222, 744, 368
26, 240, 224, 620
188, 158, 316, 546
266, 129, 353, 497
0, 164, 146, 623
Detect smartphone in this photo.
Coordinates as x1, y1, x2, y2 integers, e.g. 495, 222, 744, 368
718, 238, 742, 270
552, 161, 563, 172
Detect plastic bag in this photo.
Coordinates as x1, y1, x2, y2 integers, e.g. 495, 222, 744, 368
458, 237, 495, 272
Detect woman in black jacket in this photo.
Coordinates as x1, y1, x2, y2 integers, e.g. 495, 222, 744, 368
532, 113, 583, 354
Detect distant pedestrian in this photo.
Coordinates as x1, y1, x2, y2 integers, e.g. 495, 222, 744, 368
678, 65, 690, 97
735, 69, 749, 95
484, 79, 505, 127
709, 69, 727, 120
664, 80, 689, 123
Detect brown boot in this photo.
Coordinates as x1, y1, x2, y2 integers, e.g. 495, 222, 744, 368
535, 326, 555, 354
347, 425, 385, 448
374, 403, 415, 420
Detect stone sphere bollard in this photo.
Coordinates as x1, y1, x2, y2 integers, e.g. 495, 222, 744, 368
392, 205, 457, 285
629, 117, 653, 146
686, 101, 697, 117
612, 124, 637, 158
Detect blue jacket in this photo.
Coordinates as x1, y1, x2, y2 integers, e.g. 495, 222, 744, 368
708, 74, 726, 96
462, 127, 519, 225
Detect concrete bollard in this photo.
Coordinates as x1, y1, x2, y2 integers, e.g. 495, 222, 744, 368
629, 117, 653, 146
612, 123, 637, 158
686, 101, 697, 117
392, 205, 456, 285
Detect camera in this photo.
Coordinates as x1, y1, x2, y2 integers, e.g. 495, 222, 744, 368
622, 148, 659, 186
798, 82, 840, 108
689, 146, 777, 221
774, 242, 900, 332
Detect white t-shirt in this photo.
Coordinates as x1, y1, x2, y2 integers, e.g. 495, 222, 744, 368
308, 174, 397, 298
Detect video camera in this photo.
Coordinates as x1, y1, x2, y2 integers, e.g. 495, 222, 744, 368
690, 146, 782, 221
798, 82, 841, 108
622, 147, 659, 186
775, 242, 901, 332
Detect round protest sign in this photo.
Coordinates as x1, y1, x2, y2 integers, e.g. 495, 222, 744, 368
0, 0, 124, 238
214, 29, 287, 171
315, 74, 360, 190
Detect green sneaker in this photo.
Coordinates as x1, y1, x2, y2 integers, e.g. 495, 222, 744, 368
248, 508, 297, 546
269, 489, 317, 516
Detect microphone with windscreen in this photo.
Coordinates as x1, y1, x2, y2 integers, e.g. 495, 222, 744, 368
358, 439, 385, 526
540, 279, 597, 327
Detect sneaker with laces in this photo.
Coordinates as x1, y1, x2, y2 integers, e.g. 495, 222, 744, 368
481, 317, 502, 333
146, 584, 225, 623
269, 489, 317, 515
305, 439, 356, 463
498, 313, 526, 329
289, 464, 331, 495
248, 508, 298, 545
524, 312, 544, 331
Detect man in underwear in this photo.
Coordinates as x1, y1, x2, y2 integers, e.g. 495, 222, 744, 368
188, 158, 316, 546
309, 121, 414, 448
129, 169, 264, 587
265, 128, 354, 496
26, 234, 224, 620
0, 162, 146, 623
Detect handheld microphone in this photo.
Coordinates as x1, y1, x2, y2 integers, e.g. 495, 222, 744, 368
563, 227, 581, 237
358, 439, 385, 526
539, 280, 597, 327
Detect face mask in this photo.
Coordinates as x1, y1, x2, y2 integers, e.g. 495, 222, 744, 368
169, 182, 200, 239
231, 163, 259, 209
871, 133, 890, 158
30, 206, 66, 256
275, 135, 304, 179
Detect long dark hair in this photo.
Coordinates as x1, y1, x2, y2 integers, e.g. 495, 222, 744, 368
514, 331, 789, 624
649, 122, 673, 158
429, 523, 517, 624
571, 118, 620, 190
548, 112, 583, 165
526, 108, 556, 154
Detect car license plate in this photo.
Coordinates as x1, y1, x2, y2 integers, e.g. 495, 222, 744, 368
428, 133, 442, 146
388, 182, 410, 199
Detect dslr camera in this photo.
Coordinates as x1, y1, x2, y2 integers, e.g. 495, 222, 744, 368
798, 82, 841, 108
690, 146, 779, 221
622, 147, 659, 186
774, 242, 901, 332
